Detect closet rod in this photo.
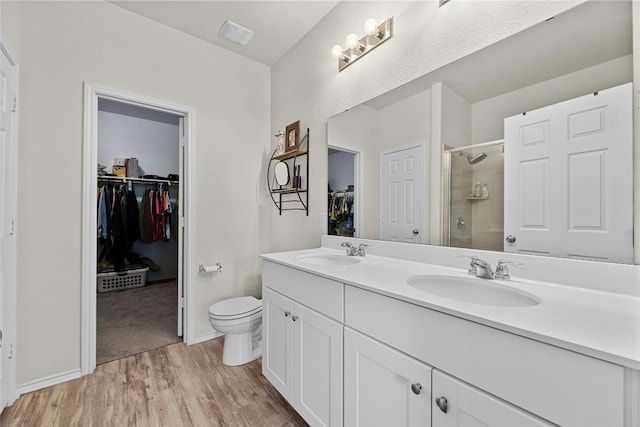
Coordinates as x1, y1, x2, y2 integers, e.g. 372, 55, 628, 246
98, 175, 179, 185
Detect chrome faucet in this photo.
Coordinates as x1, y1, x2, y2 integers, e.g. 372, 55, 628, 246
494, 258, 524, 280
460, 255, 523, 280
341, 242, 368, 256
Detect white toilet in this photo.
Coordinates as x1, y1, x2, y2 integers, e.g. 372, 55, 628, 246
208, 296, 263, 366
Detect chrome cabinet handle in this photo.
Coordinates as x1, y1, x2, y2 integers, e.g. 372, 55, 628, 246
505, 235, 516, 243
412, 229, 419, 235
410, 383, 422, 395
436, 396, 448, 413
292, 315, 299, 322
284, 311, 291, 317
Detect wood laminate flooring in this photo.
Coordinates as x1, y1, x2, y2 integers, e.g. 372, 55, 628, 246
1, 338, 308, 427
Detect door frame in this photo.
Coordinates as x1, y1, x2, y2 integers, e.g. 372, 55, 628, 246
327, 144, 363, 238
379, 142, 427, 243
81, 83, 196, 375
0, 40, 18, 410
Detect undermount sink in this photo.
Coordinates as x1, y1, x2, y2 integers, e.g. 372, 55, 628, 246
406, 274, 540, 307
297, 254, 362, 267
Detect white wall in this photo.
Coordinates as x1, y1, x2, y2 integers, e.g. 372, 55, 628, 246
328, 151, 354, 192
270, 0, 580, 253
98, 99, 180, 177
16, 1, 270, 386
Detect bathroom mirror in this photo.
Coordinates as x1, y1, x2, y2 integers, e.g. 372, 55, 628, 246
327, 1, 634, 263
274, 161, 290, 187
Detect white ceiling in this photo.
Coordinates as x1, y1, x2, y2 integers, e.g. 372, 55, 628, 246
110, 1, 340, 66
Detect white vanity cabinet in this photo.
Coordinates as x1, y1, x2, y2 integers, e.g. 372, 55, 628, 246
345, 285, 626, 427
261, 253, 636, 427
432, 370, 552, 427
262, 261, 344, 427
344, 327, 432, 427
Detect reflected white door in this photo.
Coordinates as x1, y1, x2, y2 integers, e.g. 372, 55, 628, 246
380, 145, 423, 243
504, 83, 632, 262
0, 45, 16, 412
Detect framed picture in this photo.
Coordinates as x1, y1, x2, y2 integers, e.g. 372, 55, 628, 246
285, 120, 300, 153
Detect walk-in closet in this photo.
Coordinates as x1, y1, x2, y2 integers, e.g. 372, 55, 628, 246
96, 98, 183, 364
328, 148, 355, 237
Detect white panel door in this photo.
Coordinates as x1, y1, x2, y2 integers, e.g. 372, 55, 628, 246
380, 145, 423, 243
432, 370, 552, 427
293, 303, 343, 427
262, 287, 294, 402
504, 83, 632, 262
344, 328, 432, 427
0, 46, 16, 412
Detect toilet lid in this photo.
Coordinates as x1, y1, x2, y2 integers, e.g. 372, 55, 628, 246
209, 296, 261, 317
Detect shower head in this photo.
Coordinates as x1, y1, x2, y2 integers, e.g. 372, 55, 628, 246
459, 151, 487, 165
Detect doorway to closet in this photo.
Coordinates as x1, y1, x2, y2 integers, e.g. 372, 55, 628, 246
328, 146, 361, 238
96, 98, 182, 365
82, 84, 195, 375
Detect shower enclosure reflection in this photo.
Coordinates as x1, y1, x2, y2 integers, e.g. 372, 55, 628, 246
443, 141, 504, 251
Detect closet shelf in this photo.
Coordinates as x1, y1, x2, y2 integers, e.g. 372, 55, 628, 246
98, 175, 179, 185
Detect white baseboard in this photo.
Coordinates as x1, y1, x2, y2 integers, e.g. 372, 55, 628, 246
18, 369, 82, 395
192, 330, 223, 345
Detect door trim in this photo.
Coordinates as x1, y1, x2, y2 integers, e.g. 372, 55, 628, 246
81, 83, 197, 375
0, 40, 18, 409
327, 144, 363, 238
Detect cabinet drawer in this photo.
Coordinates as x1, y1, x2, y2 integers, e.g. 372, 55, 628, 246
345, 285, 624, 427
263, 261, 344, 322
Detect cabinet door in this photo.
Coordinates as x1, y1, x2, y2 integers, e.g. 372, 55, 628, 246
262, 287, 294, 402
293, 303, 343, 427
344, 328, 432, 427
432, 370, 553, 427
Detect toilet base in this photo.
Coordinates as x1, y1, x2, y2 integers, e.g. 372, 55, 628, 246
222, 332, 262, 366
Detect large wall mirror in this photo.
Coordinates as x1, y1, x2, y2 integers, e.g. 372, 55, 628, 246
327, 1, 634, 263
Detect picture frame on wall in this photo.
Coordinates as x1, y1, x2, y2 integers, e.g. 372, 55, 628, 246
285, 120, 300, 153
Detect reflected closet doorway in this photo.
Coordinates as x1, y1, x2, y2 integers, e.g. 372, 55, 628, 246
82, 84, 196, 375
327, 145, 362, 238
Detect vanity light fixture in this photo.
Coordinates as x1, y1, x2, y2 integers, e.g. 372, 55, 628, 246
330, 17, 393, 72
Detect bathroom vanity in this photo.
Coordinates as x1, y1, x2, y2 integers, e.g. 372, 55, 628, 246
261, 236, 640, 427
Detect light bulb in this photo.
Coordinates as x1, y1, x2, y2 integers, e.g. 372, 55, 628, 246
345, 33, 360, 49
363, 18, 378, 35
330, 44, 344, 59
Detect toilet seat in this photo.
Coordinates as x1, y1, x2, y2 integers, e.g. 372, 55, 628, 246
209, 296, 261, 320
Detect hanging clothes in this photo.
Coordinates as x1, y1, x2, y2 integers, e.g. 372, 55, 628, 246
328, 191, 354, 237
140, 188, 155, 243
140, 186, 174, 243
97, 182, 143, 271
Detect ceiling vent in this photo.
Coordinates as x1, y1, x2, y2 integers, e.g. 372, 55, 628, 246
219, 20, 254, 46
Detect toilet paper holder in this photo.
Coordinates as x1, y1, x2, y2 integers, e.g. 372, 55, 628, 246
199, 263, 222, 273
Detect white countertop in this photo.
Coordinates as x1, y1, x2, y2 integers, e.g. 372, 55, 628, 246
261, 247, 640, 370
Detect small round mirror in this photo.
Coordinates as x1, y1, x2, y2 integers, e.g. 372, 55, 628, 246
274, 161, 290, 187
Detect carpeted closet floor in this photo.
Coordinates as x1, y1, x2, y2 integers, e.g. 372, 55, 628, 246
97, 280, 182, 365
